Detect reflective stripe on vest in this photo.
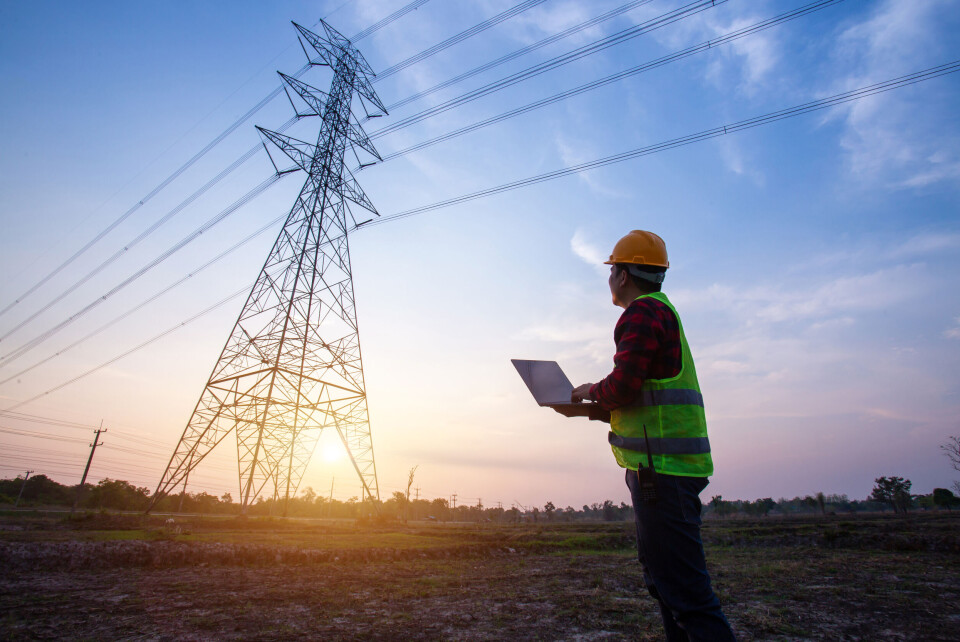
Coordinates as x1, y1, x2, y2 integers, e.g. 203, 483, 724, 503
608, 432, 711, 455
629, 388, 703, 408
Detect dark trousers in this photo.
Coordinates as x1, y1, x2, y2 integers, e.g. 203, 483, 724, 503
626, 470, 736, 641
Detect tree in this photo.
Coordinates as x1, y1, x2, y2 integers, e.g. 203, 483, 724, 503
933, 488, 958, 510
942, 436, 960, 495
85, 479, 150, 511
543, 501, 556, 521
870, 476, 913, 514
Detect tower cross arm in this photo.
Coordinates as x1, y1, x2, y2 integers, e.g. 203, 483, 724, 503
338, 167, 379, 215
346, 121, 382, 162
279, 72, 329, 118
256, 127, 317, 174
293, 21, 387, 117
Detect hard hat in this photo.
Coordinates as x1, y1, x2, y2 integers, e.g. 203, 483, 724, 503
604, 230, 669, 268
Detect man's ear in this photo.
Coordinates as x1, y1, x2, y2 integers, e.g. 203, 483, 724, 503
616, 266, 628, 287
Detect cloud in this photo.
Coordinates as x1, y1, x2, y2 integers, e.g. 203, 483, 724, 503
829, 0, 960, 188
888, 232, 960, 259
514, 320, 608, 343
570, 228, 608, 272
500, 0, 606, 46
946, 317, 960, 340
675, 263, 926, 327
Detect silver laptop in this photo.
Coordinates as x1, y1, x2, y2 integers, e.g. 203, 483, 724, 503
511, 359, 584, 409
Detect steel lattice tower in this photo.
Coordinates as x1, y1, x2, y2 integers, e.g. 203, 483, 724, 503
149, 21, 387, 514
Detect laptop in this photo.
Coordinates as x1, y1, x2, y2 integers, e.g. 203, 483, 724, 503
511, 359, 587, 410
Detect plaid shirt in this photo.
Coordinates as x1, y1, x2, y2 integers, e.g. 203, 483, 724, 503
590, 296, 682, 411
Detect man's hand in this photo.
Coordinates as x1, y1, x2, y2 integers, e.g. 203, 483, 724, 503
551, 402, 611, 423
571, 383, 594, 403
551, 404, 592, 418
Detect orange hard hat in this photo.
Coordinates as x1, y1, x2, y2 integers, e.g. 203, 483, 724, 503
604, 230, 669, 268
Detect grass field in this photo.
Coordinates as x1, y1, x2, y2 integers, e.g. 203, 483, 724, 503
1, 511, 958, 640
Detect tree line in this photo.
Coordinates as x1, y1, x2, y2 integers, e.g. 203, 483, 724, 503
2, 473, 958, 519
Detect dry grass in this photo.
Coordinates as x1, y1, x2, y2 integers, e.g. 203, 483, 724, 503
1, 512, 957, 640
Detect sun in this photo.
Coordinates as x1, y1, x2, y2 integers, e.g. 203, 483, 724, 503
321, 442, 346, 463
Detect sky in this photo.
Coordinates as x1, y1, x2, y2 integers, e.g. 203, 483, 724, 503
0, 0, 958, 510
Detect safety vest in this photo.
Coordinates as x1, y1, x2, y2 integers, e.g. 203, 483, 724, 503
608, 292, 713, 477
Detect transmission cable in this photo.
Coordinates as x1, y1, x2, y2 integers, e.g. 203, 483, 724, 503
350, 0, 431, 42
0, 0, 428, 321
381, 0, 846, 163
0, 408, 99, 431
0, 213, 288, 387
370, 0, 725, 139
374, 0, 549, 80
386, 0, 656, 111
361, 61, 960, 228
0, 173, 287, 368
0, 116, 297, 347
5, 283, 252, 411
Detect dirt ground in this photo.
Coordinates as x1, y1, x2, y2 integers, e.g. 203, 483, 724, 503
1, 512, 958, 640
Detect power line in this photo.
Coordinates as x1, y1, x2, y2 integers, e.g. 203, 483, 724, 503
373, 0, 549, 80
0, 409, 99, 431
369, 0, 725, 139
385, 0, 657, 111
361, 61, 960, 228
0, 117, 295, 348
380, 0, 848, 162
0, 173, 286, 368
349, 0, 431, 42
5, 282, 252, 411
0, 210, 286, 387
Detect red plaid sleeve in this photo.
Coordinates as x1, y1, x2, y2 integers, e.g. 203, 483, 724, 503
589, 297, 682, 410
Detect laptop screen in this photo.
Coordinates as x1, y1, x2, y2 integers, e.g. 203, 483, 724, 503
511, 359, 574, 406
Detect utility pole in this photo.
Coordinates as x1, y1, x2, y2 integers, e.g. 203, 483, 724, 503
451, 493, 457, 510
73, 424, 106, 512
14, 470, 33, 508
414, 486, 420, 501
149, 20, 387, 514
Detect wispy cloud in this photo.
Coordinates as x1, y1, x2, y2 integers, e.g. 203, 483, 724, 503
674, 263, 927, 327
829, 0, 960, 189
570, 228, 608, 272
946, 317, 960, 340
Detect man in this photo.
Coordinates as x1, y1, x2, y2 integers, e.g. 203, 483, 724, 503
554, 230, 735, 641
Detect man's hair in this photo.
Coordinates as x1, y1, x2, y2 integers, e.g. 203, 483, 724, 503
615, 264, 665, 293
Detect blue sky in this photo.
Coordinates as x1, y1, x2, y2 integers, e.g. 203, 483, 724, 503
1, 0, 958, 509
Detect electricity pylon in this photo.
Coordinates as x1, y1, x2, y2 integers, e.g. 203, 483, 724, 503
149, 21, 386, 514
